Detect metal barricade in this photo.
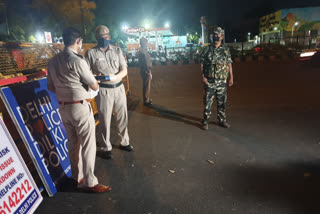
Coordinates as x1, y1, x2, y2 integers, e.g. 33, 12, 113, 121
0, 42, 131, 124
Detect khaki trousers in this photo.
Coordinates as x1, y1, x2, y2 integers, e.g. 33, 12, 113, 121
96, 84, 130, 151
140, 72, 151, 103
59, 101, 98, 187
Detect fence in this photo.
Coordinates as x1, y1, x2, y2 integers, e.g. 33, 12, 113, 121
267, 35, 320, 49
0, 42, 130, 93
225, 35, 320, 58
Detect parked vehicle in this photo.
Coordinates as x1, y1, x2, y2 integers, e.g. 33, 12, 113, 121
299, 49, 320, 66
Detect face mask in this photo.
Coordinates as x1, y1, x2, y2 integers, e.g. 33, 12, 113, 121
76, 39, 83, 53
98, 38, 110, 48
210, 34, 220, 43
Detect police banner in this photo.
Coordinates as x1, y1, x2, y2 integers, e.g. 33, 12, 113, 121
0, 118, 42, 214
0, 78, 71, 196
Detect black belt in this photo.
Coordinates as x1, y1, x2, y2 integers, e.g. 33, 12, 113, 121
99, 81, 122, 88
207, 78, 226, 84
59, 99, 90, 105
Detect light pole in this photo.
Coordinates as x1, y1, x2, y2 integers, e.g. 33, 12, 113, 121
79, 0, 86, 42
291, 21, 299, 43
200, 16, 207, 44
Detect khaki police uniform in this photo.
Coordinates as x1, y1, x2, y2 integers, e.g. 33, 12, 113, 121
138, 48, 152, 103
47, 47, 99, 187
86, 45, 129, 151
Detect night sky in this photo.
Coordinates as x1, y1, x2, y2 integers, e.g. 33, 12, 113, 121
3, 0, 320, 42
93, 0, 320, 41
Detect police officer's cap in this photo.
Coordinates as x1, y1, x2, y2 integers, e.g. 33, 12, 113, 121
95, 25, 109, 38
140, 37, 148, 45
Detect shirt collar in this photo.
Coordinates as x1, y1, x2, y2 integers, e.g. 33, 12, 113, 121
210, 44, 223, 50
65, 47, 83, 58
97, 45, 115, 52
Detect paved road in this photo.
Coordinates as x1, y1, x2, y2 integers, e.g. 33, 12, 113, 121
36, 61, 320, 214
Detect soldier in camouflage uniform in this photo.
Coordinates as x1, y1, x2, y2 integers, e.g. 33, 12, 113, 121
200, 27, 234, 130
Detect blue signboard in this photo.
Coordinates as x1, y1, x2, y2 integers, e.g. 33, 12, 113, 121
0, 78, 71, 196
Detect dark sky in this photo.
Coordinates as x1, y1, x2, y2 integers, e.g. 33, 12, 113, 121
3, 0, 320, 42
94, 0, 320, 41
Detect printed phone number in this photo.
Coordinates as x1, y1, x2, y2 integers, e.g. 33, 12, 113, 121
0, 180, 32, 214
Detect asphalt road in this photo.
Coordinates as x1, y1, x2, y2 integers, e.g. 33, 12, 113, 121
36, 61, 320, 214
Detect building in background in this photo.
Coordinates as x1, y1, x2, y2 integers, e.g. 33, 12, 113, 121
259, 7, 320, 47
123, 27, 187, 52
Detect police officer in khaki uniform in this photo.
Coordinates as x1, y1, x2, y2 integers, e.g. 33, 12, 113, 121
138, 37, 153, 106
47, 27, 110, 193
86, 25, 133, 160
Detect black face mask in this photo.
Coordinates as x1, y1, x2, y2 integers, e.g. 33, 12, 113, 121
97, 38, 111, 48
210, 34, 220, 43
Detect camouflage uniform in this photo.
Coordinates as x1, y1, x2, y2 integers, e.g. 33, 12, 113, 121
200, 38, 232, 125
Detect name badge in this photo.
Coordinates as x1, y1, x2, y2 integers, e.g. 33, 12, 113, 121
96, 58, 105, 61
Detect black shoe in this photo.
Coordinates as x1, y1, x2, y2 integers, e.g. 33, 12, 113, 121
103, 151, 113, 159
144, 100, 152, 106
202, 123, 208, 130
219, 122, 230, 128
61, 178, 78, 192
119, 145, 134, 152
201, 119, 209, 130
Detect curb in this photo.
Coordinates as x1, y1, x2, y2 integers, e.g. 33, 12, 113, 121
234, 55, 297, 62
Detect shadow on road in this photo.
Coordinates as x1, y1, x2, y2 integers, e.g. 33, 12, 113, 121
142, 103, 203, 129
224, 162, 320, 214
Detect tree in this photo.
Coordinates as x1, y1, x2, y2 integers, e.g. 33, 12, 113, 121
187, 34, 199, 44
32, 0, 96, 41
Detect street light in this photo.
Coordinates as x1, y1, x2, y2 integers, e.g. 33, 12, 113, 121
274, 26, 278, 31
122, 25, 129, 31
165, 22, 170, 28
36, 32, 44, 43
145, 23, 150, 29
291, 21, 299, 42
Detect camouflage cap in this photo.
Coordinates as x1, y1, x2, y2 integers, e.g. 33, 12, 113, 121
214, 27, 225, 36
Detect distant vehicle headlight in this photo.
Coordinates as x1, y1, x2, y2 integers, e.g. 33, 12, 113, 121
300, 51, 316, 58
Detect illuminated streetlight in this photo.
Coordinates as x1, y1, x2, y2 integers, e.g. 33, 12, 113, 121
142, 19, 152, 30
291, 21, 299, 42
36, 32, 44, 43
165, 22, 170, 28
122, 25, 129, 31
145, 23, 150, 29
274, 26, 278, 31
